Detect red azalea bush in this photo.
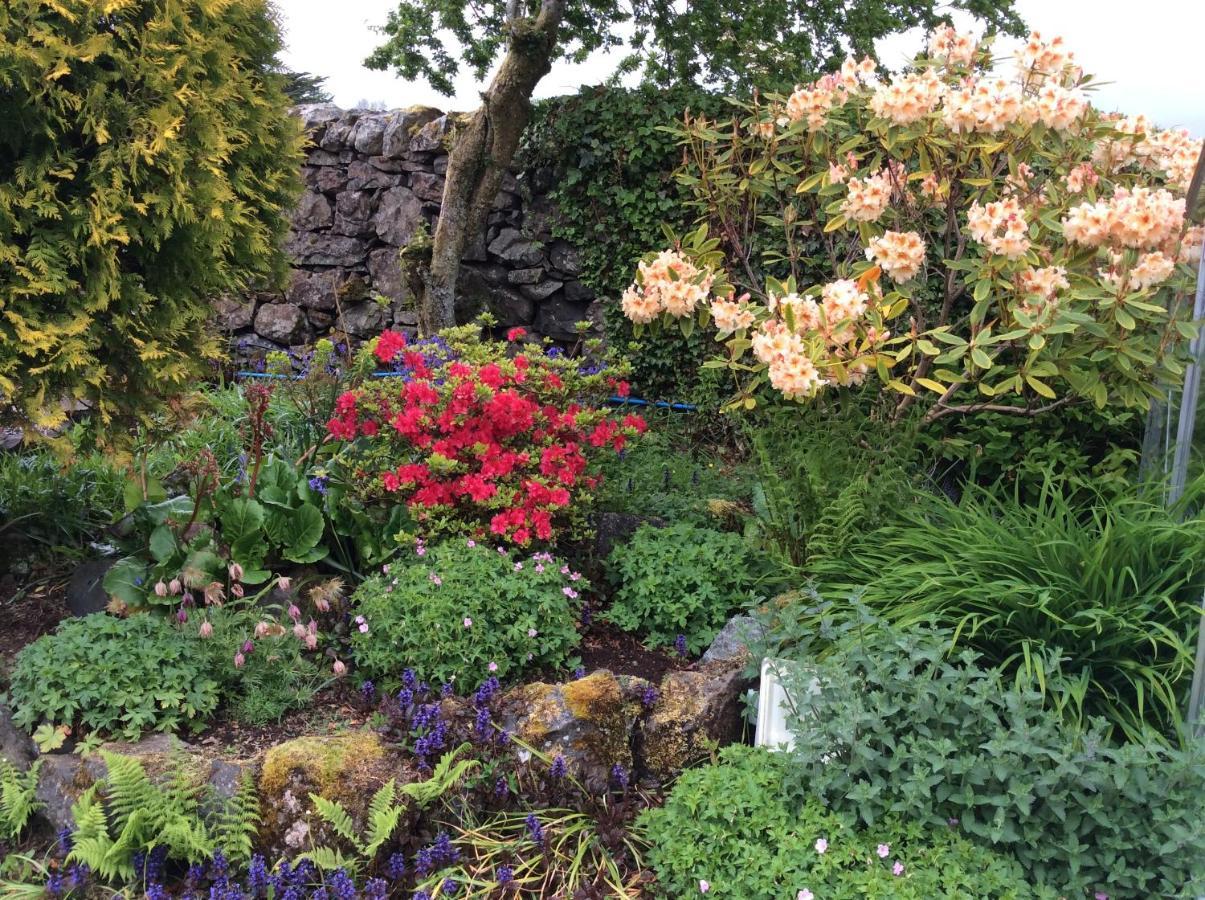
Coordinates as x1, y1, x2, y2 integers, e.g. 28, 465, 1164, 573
325, 324, 645, 546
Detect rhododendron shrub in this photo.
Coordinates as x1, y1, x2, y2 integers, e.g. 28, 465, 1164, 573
325, 325, 644, 547
626, 30, 1203, 420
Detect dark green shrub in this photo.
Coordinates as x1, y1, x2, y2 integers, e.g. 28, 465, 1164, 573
775, 617, 1205, 897
604, 522, 756, 652
640, 744, 1043, 899
810, 481, 1205, 741
520, 86, 730, 404
10, 614, 221, 740
0, 445, 124, 548
349, 540, 584, 687
0, 0, 302, 430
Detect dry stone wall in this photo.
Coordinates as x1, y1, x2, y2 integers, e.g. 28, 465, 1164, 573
215, 104, 599, 359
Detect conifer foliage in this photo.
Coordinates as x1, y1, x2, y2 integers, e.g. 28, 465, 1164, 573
0, 0, 303, 429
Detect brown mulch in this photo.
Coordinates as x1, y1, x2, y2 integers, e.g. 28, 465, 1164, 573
0, 561, 69, 679
195, 685, 370, 758
576, 620, 690, 684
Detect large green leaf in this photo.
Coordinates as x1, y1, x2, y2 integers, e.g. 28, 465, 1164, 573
101, 557, 148, 606
148, 524, 178, 564
220, 497, 265, 547
265, 503, 325, 560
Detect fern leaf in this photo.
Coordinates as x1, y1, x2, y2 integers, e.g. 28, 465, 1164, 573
309, 794, 358, 846
298, 846, 352, 872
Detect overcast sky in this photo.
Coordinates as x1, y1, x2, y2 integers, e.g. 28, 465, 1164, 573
276, 0, 1203, 135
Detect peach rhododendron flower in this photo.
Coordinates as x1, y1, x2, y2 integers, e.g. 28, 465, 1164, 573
1062, 186, 1185, 250
968, 197, 1031, 259
866, 231, 926, 282
768, 350, 825, 400
841, 171, 893, 221
1015, 32, 1076, 81
710, 295, 757, 332
770, 292, 822, 333
752, 319, 805, 366
622, 250, 714, 322
928, 25, 977, 66
870, 69, 945, 125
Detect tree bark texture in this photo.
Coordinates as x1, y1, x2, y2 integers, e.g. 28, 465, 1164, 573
419, 0, 566, 333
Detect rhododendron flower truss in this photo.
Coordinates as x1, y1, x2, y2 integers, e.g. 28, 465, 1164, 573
634, 28, 1203, 419
326, 325, 644, 547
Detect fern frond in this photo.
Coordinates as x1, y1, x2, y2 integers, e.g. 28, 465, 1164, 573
309, 794, 358, 846
297, 846, 352, 872
211, 772, 260, 864
0, 759, 41, 840
361, 781, 402, 857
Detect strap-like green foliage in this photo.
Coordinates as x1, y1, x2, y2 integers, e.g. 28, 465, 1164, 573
0, 759, 41, 840
0, 0, 302, 431
66, 751, 259, 880
304, 744, 479, 870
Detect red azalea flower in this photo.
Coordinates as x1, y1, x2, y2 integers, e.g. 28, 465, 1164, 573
373, 330, 407, 364
506, 327, 527, 341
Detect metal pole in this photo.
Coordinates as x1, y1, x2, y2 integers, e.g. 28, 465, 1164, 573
1181, 230, 1205, 735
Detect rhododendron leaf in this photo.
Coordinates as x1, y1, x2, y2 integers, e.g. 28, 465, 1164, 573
823, 215, 847, 233
1028, 334, 1047, 351
797, 171, 825, 193
1025, 376, 1056, 399
971, 349, 994, 370
917, 378, 947, 394
1114, 308, 1137, 330
886, 380, 915, 396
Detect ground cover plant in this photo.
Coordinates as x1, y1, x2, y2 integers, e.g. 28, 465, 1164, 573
767, 613, 1205, 898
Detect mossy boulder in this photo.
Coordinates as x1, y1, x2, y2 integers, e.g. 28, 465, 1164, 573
258, 731, 411, 858
638, 657, 751, 780
497, 670, 649, 792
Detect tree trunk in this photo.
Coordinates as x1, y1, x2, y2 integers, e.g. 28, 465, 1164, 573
419, 0, 566, 333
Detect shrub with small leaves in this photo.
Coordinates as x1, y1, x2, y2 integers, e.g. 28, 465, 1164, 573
349, 540, 584, 687
10, 614, 221, 740
639, 744, 1042, 899
604, 522, 757, 653
775, 615, 1205, 897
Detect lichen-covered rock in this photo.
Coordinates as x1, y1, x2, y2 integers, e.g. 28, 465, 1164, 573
258, 732, 408, 858
497, 670, 649, 792
701, 615, 764, 665
34, 734, 193, 832
375, 187, 425, 247
291, 190, 333, 231
214, 296, 256, 331
638, 658, 752, 780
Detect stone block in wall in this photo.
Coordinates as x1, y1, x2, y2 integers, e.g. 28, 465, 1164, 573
410, 172, 444, 202
319, 121, 352, 152
347, 160, 403, 191
332, 190, 377, 237
563, 280, 596, 303
296, 103, 341, 136
306, 309, 334, 330
549, 241, 583, 277
535, 296, 593, 341
337, 300, 390, 338
521, 279, 564, 302
287, 269, 343, 311
508, 267, 543, 285
488, 228, 543, 267
400, 158, 432, 173
375, 187, 425, 247
433, 155, 449, 175
308, 149, 342, 166
254, 303, 309, 345
306, 165, 348, 195
381, 107, 442, 158
458, 264, 534, 326
368, 247, 408, 304
410, 115, 453, 153
214, 296, 255, 332
492, 190, 520, 210
291, 190, 333, 231
367, 156, 407, 173
286, 233, 368, 267
351, 115, 387, 155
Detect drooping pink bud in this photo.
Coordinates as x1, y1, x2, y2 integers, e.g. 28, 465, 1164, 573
277, 576, 292, 591
304, 633, 318, 650
228, 562, 244, 582
254, 621, 271, 638
292, 623, 306, 640
154, 580, 169, 598
169, 578, 182, 595
333, 659, 347, 677
288, 604, 301, 621
230, 583, 245, 599
234, 652, 246, 668
176, 607, 188, 624
199, 621, 214, 638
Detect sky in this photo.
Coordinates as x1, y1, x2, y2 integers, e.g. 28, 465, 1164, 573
275, 0, 1204, 136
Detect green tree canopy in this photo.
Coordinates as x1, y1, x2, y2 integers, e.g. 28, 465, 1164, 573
366, 0, 1025, 95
